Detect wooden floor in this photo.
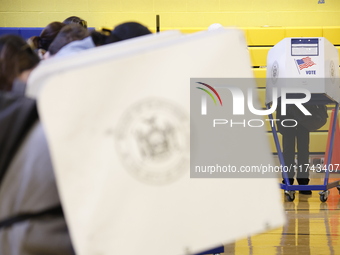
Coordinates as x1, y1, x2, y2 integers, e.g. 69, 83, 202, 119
221, 174, 340, 255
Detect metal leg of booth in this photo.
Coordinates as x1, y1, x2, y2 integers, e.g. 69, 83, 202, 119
266, 104, 296, 201
319, 102, 340, 202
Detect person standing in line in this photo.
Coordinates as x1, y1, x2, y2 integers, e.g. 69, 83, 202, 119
0, 34, 75, 255
276, 102, 312, 195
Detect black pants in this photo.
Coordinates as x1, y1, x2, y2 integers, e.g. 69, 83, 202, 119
276, 103, 310, 185
281, 124, 310, 185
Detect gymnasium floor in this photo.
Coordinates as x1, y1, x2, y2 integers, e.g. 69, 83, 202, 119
222, 173, 340, 255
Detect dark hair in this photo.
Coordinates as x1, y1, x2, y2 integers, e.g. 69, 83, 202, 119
87, 23, 152, 46
89, 29, 115, 46
0, 35, 40, 91
63, 16, 87, 28
90, 30, 109, 46
106, 22, 152, 44
48, 24, 90, 55
30, 22, 66, 51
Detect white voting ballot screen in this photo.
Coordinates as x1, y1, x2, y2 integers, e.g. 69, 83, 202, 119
38, 28, 285, 255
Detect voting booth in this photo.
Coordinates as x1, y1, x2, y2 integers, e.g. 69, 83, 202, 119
266, 37, 340, 104
37, 29, 285, 255
266, 37, 340, 202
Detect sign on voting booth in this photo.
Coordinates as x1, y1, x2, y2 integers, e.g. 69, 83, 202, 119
38, 29, 285, 255
266, 37, 340, 104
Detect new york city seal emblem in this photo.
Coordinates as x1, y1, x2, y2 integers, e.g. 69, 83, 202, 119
115, 98, 189, 185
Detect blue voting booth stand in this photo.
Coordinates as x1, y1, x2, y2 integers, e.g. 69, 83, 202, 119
267, 100, 340, 202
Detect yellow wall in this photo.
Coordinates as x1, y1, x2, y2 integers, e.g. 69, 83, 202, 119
0, 0, 340, 29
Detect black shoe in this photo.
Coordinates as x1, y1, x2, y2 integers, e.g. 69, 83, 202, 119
297, 178, 310, 185
300, 190, 312, 195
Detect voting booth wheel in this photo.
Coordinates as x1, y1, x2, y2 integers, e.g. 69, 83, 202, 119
284, 190, 295, 202
319, 190, 330, 202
